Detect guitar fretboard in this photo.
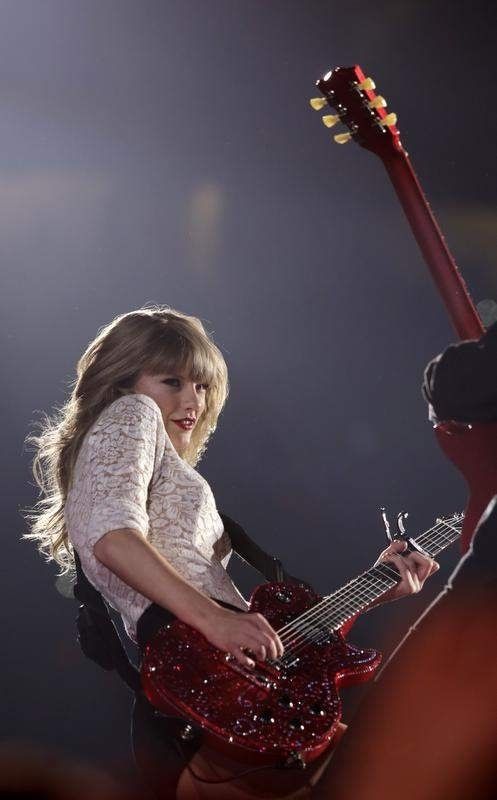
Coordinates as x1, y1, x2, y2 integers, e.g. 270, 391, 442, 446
288, 515, 463, 639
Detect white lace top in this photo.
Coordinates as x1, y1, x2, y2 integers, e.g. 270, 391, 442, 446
65, 393, 248, 641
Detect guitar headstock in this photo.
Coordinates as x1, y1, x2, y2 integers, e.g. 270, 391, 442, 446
310, 65, 403, 160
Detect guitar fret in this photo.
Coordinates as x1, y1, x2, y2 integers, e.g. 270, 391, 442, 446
374, 563, 400, 582
322, 566, 398, 629
417, 521, 461, 558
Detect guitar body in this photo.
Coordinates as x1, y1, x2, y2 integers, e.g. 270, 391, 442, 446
435, 421, 497, 551
141, 581, 381, 766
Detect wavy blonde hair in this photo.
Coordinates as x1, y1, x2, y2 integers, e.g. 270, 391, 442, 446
24, 305, 229, 573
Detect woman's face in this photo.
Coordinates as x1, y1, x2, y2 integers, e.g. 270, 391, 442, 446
132, 370, 208, 455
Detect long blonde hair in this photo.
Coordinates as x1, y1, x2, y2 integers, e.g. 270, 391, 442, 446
24, 305, 229, 573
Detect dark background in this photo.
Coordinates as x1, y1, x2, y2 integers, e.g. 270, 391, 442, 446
4, 0, 496, 787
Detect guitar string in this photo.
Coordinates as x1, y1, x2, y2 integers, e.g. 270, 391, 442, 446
307, 525, 461, 647
275, 516, 459, 644
301, 516, 461, 636
277, 566, 400, 664
280, 519, 462, 656
273, 518, 462, 661
275, 517, 458, 647
280, 566, 393, 643
235, 518, 461, 676
305, 522, 463, 653
277, 536, 460, 665
277, 521, 462, 663
275, 523, 452, 657
276, 570, 395, 655
278, 574, 392, 655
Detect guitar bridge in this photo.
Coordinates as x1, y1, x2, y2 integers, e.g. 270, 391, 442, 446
225, 655, 278, 691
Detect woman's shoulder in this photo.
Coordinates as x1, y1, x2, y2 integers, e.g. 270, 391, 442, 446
94, 393, 163, 433
71, 394, 168, 483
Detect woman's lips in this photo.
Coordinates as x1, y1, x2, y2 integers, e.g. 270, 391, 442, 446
172, 419, 195, 431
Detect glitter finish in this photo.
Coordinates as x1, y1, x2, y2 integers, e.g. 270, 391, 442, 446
141, 581, 381, 765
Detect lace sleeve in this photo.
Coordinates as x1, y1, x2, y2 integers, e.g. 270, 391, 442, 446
83, 394, 162, 549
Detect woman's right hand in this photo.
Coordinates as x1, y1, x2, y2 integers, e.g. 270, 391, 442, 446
200, 606, 284, 668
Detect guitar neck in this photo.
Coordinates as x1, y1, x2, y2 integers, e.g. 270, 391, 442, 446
320, 515, 463, 632
383, 150, 484, 341
312, 64, 484, 342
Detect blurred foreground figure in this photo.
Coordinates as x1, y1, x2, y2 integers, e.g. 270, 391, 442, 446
313, 324, 497, 800
0, 741, 136, 800
313, 503, 497, 800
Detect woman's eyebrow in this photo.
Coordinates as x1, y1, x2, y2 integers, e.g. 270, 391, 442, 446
161, 371, 206, 381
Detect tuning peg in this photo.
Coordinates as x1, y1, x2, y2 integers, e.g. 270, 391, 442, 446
379, 112, 397, 127
396, 511, 409, 537
368, 95, 387, 110
309, 97, 328, 111
357, 77, 376, 91
380, 507, 393, 543
322, 114, 340, 128
334, 132, 352, 144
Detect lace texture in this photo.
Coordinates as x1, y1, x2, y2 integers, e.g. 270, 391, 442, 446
65, 393, 248, 641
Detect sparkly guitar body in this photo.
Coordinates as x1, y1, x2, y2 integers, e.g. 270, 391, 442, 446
141, 515, 461, 766
141, 581, 380, 766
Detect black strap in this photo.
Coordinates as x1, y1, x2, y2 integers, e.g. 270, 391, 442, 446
219, 512, 285, 581
220, 513, 311, 587
74, 552, 142, 692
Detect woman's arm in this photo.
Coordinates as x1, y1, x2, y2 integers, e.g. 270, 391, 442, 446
94, 528, 284, 668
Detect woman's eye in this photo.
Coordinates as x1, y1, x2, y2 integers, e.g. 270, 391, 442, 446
162, 378, 208, 391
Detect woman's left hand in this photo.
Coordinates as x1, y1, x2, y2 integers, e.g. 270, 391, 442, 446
373, 539, 439, 603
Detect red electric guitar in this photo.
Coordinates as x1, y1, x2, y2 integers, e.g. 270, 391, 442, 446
141, 514, 462, 767
310, 65, 496, 552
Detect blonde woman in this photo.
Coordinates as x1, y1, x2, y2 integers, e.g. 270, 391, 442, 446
25, 306, 437, 799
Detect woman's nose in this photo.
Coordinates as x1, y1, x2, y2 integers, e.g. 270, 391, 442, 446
182, 384, 203, 410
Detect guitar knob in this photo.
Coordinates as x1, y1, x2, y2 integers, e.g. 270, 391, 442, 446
334, 132, 352, 144
285, 751, 307, 769
309, 97, 328, 110
278, 693, 294, 709
310, 702, 326, 717
275, 591, 292, 604
180, 724, 197, 741
289, 717, 305, 731
256, 709, 275, 724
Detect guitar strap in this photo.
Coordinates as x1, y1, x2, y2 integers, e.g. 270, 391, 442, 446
73, 513, 301, 693
219, 512, 286, 582
74, 550, 142, 692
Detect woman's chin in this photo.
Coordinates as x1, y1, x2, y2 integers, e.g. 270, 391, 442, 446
167, 429, 192, 456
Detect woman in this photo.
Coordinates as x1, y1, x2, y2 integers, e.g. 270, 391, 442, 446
25, 306, 437, 799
